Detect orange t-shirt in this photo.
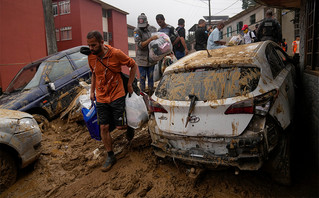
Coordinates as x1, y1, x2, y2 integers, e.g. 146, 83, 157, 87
88, 45, 136, 103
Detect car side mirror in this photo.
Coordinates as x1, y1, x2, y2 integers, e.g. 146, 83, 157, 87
48, 82, 56, 91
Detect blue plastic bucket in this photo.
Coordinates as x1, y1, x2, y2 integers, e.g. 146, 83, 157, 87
82, 105, 101, 141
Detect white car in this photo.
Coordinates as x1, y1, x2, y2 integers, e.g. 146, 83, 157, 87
148, 41, 296, 185
0, 109, 42, 192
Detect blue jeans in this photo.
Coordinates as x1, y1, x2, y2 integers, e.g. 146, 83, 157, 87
175, 50, 185, 60
138, 65, 154, 93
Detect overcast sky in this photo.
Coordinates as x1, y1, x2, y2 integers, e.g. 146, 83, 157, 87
103, 0, 243, 32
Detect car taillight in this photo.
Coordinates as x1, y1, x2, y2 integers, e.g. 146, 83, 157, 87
225, 89, 278, 115
149, 98, 168, 113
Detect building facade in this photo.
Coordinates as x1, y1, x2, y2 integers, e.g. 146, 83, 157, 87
0, 0, 48, 91
127, 24, 136, 59
222, 4, 295, 54
53, 0, 129, 54
0, 0, 130, 90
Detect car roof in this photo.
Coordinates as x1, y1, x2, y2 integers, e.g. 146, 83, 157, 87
46, 45, 87, 61
19, 45, 88, 70
164, 41, 271, 74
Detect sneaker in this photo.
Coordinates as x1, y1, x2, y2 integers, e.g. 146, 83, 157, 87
101, 155, 116, 172
126, 126, 135, 141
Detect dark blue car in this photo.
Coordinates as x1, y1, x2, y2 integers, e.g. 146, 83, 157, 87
0, 46, 91, 132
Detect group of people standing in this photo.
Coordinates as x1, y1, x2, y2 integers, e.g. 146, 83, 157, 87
194, 9, 285, 50
134, 13, 188, 96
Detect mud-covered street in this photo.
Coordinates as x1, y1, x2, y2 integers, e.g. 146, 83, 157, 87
1, 118, 318, 198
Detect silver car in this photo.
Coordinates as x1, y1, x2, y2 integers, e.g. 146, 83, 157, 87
0, 109, 42, 192
148, 41, 296, 185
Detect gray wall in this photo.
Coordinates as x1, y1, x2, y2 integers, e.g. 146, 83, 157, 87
300, 0, 319, 167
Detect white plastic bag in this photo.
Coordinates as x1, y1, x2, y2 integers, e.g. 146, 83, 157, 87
227, 35, 243, 46
148, 32, 173, 62
125, 92, 148, 129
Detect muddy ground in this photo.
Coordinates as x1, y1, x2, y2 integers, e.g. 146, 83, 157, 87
1, 117, 318, 198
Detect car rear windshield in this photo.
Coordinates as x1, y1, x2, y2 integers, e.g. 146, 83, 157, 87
155, 67, 260, 101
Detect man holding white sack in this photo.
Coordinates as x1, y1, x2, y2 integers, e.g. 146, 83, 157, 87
134, 13, 158, 95
87, 31, 137, 172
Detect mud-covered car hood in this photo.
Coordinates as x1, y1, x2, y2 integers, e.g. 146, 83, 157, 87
0, 109, 33, 119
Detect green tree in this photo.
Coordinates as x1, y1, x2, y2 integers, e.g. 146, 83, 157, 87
242, 0, 256, 9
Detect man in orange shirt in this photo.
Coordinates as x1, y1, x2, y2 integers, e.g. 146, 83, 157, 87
292, 36, 300, 64
87, 31, 137, 172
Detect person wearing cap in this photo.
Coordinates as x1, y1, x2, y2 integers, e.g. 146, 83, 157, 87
207, 21, 226, 50
257, 9, 282, 43
242, 24, 256, 44
156, 14, 180, 47
134, 13, 158, 95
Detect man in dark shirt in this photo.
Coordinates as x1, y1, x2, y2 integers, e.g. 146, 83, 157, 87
195, 19, 208, 51
156, 14, 180, 47
257, 9, 282, 43
174, 18, 188, 59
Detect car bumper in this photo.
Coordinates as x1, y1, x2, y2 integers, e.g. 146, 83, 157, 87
148, 116, 272, 171
12, 128, 42, 168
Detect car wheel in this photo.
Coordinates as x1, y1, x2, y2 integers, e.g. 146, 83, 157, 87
32, 114, 50, 133
269, 131, 291, 185
0, 150, 18, 193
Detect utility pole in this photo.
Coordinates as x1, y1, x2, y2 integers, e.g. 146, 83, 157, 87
208, 0, 211, 25
42, 0, 57, 55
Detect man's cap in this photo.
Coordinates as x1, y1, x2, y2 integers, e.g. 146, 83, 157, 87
241, 24, 248, 30
138, 13, 148, 28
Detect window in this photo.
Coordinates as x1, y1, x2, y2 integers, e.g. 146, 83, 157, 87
55, 29, 60, 41
250, 14, 256, 25
108, 32, 112, 42
128, 43, 135, 51
59, 0, 70, 15
128, 28, 134, 37
103, 32, 108, 42
68, 52, 88, 69
220, 31, 223, 39
305, 0, 319, 70
48, 57, 74, 82
60, 27, 72, 40
266, 44, 285, 78
52, 3, 58, 16
227, 26, 232, 37
102, 8, 107, 18
237, 21, 243, 34
156, 67, 260, 101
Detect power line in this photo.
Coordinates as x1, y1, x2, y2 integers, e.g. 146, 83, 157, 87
171, 0, 207, 8
214, 0, 241, 15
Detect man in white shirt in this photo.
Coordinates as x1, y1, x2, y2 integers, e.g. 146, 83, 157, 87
242, 24, 256, 44
207, 22, 226, 50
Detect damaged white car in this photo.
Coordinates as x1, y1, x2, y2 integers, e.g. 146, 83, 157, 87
0, 109, 42, 192
148, 41, 296, 185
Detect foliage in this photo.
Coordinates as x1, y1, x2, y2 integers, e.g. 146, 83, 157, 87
242, 0, 256, 9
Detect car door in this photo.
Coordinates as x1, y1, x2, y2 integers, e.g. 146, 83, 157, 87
68, 51, 91, 83
47, 55, 79, 115
274, 47, 296, 120
266, 44, 292, 129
